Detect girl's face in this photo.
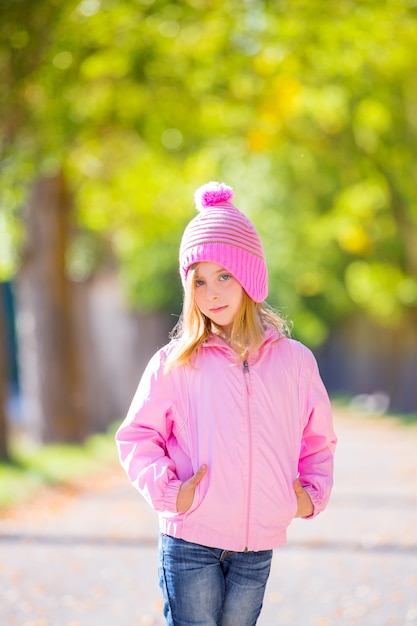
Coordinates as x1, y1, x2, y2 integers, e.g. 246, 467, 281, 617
193, 262, 244, 336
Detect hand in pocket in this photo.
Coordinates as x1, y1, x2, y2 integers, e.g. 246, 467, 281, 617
176, 465, 208, 513
294, 478, 314, 518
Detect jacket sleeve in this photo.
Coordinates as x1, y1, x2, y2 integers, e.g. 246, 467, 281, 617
298, 348, 337, 518
115, 350, 182, 514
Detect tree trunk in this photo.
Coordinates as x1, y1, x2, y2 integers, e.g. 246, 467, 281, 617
16, 171, 85, 443
0, 286, 10, 460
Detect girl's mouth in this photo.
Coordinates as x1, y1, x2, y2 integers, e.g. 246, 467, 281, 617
209, 306, 227, 313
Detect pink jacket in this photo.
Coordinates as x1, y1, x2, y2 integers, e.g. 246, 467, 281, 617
116, 329, 336, 552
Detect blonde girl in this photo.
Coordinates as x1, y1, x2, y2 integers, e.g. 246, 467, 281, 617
116, 182, 337, 626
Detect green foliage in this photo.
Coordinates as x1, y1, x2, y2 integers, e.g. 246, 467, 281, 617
1, 0, 417, 343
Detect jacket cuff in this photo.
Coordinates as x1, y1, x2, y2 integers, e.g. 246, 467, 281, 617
301, 485, 322, 519
162, 479, 183, 513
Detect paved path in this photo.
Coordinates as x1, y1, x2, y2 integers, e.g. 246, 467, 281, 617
0, 411, 416, 626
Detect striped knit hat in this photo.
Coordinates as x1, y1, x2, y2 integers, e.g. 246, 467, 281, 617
179, 182, 268, 302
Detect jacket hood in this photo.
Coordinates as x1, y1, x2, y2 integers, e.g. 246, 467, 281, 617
201, 326, 284, 360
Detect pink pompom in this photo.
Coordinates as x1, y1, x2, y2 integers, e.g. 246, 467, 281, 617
194, 181, 234, 211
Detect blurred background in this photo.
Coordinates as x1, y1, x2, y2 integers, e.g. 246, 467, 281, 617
1, 0, 417, 456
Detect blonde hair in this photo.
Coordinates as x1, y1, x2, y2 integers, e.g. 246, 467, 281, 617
165, 265, 291, 370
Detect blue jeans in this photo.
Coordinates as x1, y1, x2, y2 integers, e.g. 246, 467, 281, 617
158, 534, 273, 626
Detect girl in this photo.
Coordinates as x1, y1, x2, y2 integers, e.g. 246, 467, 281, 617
116, 182, 337, 626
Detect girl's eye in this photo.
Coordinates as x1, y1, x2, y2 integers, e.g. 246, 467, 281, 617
220, 274, 231, 282
195, 279, 204, 287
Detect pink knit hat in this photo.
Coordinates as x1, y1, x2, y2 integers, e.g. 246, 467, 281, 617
179, 182, 268, 302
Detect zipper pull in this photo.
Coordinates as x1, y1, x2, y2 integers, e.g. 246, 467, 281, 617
243, 360, 249, 373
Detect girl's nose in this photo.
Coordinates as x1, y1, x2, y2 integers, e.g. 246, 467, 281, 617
206, 285, 218, 300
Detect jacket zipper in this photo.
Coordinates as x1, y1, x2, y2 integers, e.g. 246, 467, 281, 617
243, 359, 251, 551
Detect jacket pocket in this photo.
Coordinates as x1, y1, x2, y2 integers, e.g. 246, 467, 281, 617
291, 485, 298, 519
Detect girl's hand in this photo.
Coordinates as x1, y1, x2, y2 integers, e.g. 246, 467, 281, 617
294, 478, 314, 518
176, 465, 208, 513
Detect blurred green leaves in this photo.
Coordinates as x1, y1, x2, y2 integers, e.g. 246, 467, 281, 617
1, 0, 416, 343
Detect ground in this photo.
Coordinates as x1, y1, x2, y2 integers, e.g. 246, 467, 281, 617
0, 410, 416, 626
